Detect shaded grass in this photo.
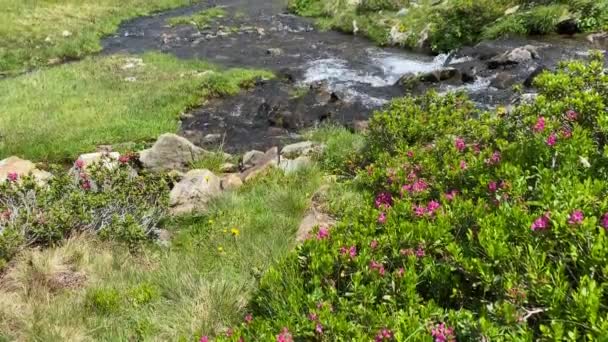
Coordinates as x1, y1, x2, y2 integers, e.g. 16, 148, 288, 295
0, 0, 196, 76
168, 7, 227, 30
0, 53, 272, 162
0, 167, 324, 341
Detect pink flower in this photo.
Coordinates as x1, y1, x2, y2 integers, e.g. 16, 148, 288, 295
566, 110, 578, 121
407, 150, 414, 158
315, 323, 323, 334
317, 227, 329, 240
531, 213, 551, 231
546, 132, 557, 147
533, 117, 546, 133
308, 312, 318, 321
225, 328, 233, 337
370, 260, 385, 276
486, 150, 501, 166
561, 128, 572, 139
397, 267, 405, 277
431, 323, 455, 342
375, 328, 393, 341
74, 159, 85, 169
118, 155, 130, 164
244, 313, 253, 324
370, 240, 379, 249
6, 172, 18, 182
81, 179, 92, 190
459, 160, 468, 170
454, 137, 466, 152
415, 246, 425, 258
412, 179, 428, 193
199, 337, 209, 342
568, 210, 584, 225
277, 328, 293, 342
473, 143, 481, 155
445, 190, 458, 201
413, 205, 427, 217
401, 184, 413, 195
601, 213, 608, 230
378, 212, 387, 224
340, 245, 357, 259
400, 248, 414, 256
427, 200, 440, 213
375, 192, 393, 209
488, 181, 498, 193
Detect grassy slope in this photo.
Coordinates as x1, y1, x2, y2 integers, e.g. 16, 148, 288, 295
0, 167, 324, 341
0, 0, 196, 76
0, 53, 271, 162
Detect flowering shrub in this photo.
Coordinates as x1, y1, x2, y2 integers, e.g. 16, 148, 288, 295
212, 53, 608, 340
0, 158, 169, 264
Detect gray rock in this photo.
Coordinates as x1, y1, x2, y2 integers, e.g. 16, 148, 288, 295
488, 45, 539, 69
139, 133, 207, 172
242, 150, 265, 168
279, 156, 312, 174
220, 162, 239, 173
75, 152, 121, 171
586, 32, 608, 49
169, 169, 222, 215
241, 147, 279, 182
281, 141, 317, 159
266, 48, 283, 56
203, 133, 222, 144
221, 173, 243, 191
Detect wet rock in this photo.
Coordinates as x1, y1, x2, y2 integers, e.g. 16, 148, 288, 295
488, 46, 539, 69
415, 24, 432, 54
240, 147, 278, 183
556, 18, 579, 36
0, 156, 52, 185
221, 173, 243, 191
139, 133, 207, 172
203, 133, 222, 144
491, 72, 516, 90
242, 150, 265, 168
398, 67, 462, 87
524, 66, 548, 88
169, 169, 222, 215
266, 48, 283, 56
586, 32, 608, 49
279, 156, 312, 174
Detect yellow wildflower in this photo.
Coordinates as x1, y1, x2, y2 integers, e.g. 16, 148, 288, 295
230, 228, 240, 237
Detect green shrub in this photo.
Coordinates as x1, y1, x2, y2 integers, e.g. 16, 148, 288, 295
128, 282, 161, 306
0, 156, 169, 262
213, 53, 608, 341
86, 287, 122, 314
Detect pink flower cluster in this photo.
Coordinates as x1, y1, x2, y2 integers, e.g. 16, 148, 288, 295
485, 151, 501, 166
375, 192, 393, 209
533, 117, 546, 133
413, 200, 441, 218
370, 260, 385, 276
531, 212, 551, 231
339, 245, 357, 259
6, 172, 18, 182
378, 212, 387, 224
400, 245, 425, 258
317, 227, 330, 240
566, 110, 578, 121
445, 190, 458, 201
602, 213, 608, 229
375, 328, 394, 341
568, 210, 584, 225
276, 328, 293, 342
454, 137, 466, 152
431, 323, 455, 342
546, 132, 557, 147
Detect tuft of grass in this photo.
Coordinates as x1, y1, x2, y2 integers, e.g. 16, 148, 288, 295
0, 0, 196, 76
190, 150, 233, 173
0, 53, 272, 162
0, 166, 324, 340
306, 125, 366, 175
168, 7, 227, 30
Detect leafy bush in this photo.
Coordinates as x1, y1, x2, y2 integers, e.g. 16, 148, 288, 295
0, 157, 169, 263
212, 53, 608, 341
86, 287, 122, 314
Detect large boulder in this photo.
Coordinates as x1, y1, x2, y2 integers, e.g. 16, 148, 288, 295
281, 141, 320, 159
279, 156, 313, 174
587, 32, 608, 49
490, 72, 516, 90
0, 156, 52, 185
488, 45, 539, 69
139, 134, 207, 172
242, 150, 265, 169
296, 186, 336, 242
169, 169, 222, 215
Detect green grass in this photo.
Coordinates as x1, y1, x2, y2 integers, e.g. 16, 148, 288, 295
0, 167, 324, 341
0, 53, 272, 162
168, 7, 227, 30
0, 0, 199, 76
